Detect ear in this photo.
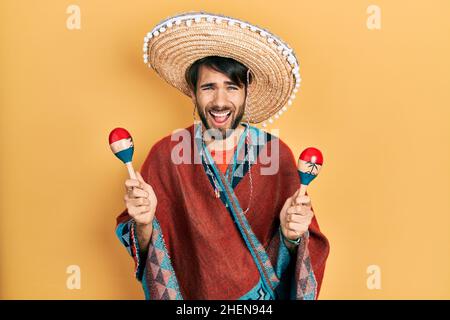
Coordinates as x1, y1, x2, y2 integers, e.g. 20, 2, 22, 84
189, 88, 196, 104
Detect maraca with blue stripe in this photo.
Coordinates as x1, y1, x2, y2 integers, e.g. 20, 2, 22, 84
298, 147, 323, 196
109, 128, 137, 179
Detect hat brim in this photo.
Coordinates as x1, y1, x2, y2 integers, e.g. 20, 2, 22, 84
144, 12, 301, 124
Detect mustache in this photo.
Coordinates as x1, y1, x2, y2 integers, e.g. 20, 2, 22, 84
205, 104, 236, 111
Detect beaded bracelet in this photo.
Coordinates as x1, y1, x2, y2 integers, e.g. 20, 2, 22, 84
284, 236, 301, 245
280, 227, 307, 246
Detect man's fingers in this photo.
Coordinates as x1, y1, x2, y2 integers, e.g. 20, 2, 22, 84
129, 205, 150, 216
125, 187, 149, 200
124, 184, 146, 198
135, 171, 154, 193
286, 221, 303, 231
131, 197, 150, 206
287, 205, 310, 215
287, 211, 313, 223
135, 171, 149, 190
125, 179, 140, 189
124, 194, 149, 205
125, 177, 140, 187
125, 177, 150, 195
294, 195, 311, 206
130, 187, 149, 199
287, 206, 296, 215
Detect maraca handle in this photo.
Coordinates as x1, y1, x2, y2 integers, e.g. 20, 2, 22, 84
126, 162, 137, 180
298, 184, 307, 197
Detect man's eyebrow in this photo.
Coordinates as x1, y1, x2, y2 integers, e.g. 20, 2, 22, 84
199, 81, 241, 88
199, 82, 215, 88
224, 81, 240, 86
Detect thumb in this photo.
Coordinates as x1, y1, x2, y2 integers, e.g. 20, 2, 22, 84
135, 171, 152, 193
135, 171, 145, 183
291, 188, 301, 205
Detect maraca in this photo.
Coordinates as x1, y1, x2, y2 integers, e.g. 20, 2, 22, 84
109, 128, 137, 180
297, 147, 323, 196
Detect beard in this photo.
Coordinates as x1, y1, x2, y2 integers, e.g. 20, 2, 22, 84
196, 101, 245, 140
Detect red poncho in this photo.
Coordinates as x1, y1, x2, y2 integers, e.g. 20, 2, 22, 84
116, 123, 329, 300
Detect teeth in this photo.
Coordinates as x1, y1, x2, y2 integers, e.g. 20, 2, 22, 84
210, 111, 231, 117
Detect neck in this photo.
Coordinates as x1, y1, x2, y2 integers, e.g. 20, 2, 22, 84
202, 124, 246, 152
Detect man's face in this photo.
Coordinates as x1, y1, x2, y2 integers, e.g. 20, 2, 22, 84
190, 65, 246, 139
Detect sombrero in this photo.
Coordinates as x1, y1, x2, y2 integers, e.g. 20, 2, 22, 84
142, 12, 301, 127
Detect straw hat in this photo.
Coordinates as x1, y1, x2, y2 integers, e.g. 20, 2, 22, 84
142, 12, 301, 126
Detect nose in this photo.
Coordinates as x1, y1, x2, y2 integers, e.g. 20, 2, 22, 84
212, 88, 228, 108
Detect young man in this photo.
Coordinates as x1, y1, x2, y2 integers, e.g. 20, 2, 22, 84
116, 12, 329, 300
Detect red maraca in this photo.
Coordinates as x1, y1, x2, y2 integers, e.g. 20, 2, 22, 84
109, 128, 137, 179
297, 147, 323, 196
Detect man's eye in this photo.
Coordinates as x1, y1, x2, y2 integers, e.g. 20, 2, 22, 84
202, 87, 212, 90
228, 86, 238, 90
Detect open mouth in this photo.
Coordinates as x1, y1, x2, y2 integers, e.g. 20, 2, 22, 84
208, 110, 232, 126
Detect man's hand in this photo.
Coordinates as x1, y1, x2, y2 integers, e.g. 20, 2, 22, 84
124, 171, 157, 226
124, 171, 157, 254
280, 188, 314, 242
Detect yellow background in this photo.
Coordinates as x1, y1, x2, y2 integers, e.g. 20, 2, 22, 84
1, 0, 449, 299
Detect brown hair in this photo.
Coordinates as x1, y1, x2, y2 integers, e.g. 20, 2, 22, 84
185, 56, 253, 92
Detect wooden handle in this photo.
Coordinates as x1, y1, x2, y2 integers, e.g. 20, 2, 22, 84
126, 162, 136, 180
298, 184, 307, 197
